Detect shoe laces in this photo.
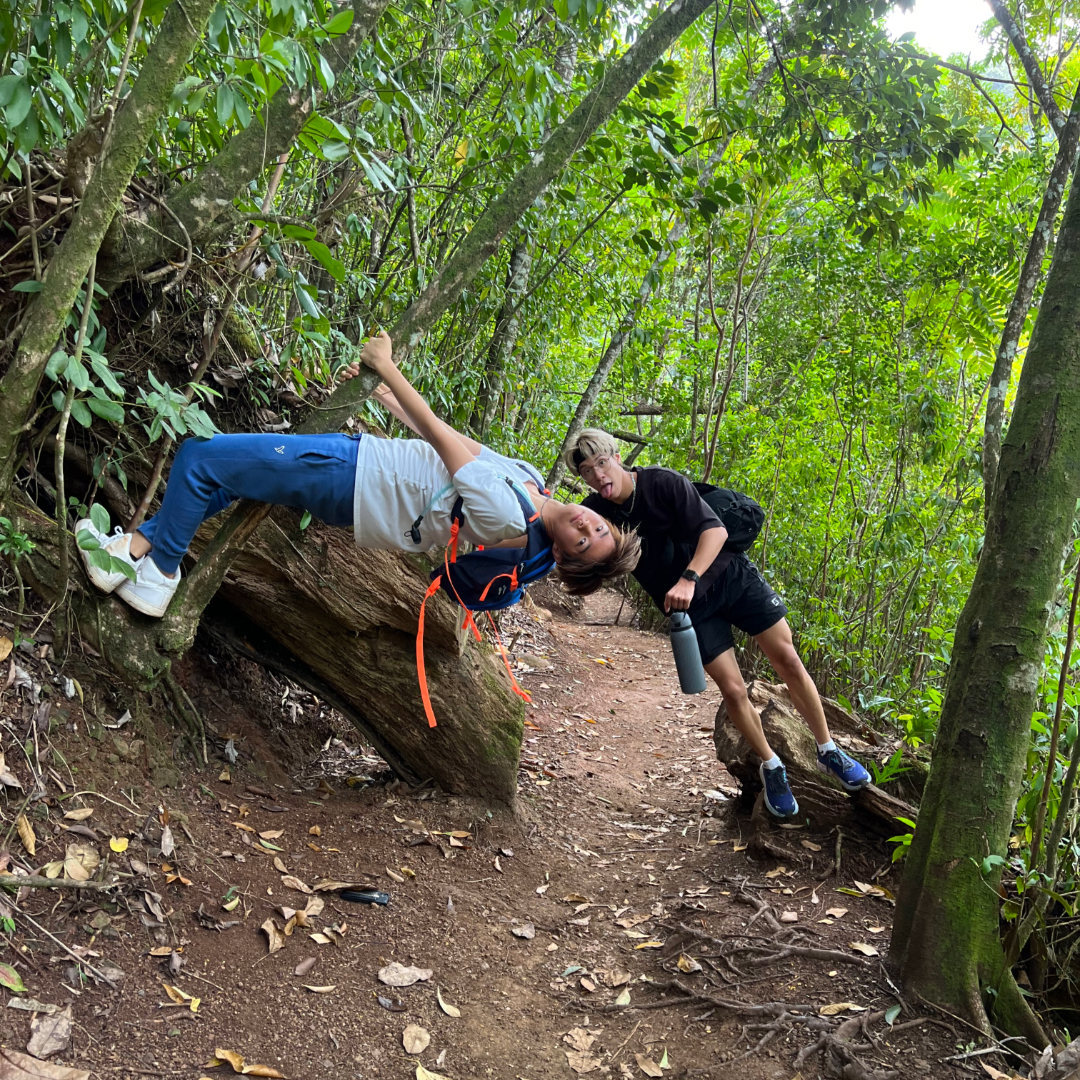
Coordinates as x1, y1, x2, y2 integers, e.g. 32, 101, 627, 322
822, 748, 851, 771
764, 763, 789, 789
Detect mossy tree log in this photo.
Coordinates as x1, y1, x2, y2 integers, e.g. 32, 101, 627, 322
889, 145, 1080, 1046
11, 491, 523, 803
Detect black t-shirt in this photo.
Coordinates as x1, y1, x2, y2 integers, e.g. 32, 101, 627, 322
582, 466, 728, 609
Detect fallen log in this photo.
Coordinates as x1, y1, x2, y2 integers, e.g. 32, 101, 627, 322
12, 495, 524, 805
713, 680, 916, 835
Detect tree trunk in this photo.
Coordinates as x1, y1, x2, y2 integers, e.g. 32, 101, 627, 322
982, 80, 1080, 508
9, 493, 523, 804
890, 139, 1080, 1045
987, 0, 1065, 134
470, 240, 533, 439
95, 0, 392, 287
0, 0, 217, 506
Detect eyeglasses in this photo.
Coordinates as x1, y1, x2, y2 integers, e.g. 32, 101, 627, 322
579, 456, 611, 481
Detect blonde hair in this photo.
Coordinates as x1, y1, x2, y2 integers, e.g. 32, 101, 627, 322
555, 519, 642, 596
563, 428, 620, 477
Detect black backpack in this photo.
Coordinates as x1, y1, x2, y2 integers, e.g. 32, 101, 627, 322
692, 483, 765, 552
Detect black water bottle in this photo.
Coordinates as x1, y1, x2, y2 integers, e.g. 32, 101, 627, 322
669, 612, 707, 694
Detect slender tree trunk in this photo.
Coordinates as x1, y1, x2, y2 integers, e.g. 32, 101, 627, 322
890, 145, 1080, 1045
0, 0, 217, 508
95, 0, 392, 286
471, 240, 533, 438
987, 0, 1065, 133
982, 80, 1080, 507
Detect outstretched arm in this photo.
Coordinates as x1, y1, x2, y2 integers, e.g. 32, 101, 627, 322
339, 361, 484, 457
358, 332, 477, 476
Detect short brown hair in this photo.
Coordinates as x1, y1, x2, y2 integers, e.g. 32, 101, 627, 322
555, 519, 641, 596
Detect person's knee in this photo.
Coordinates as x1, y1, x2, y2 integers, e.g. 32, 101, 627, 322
710, 668, 749, 705
769, 640, 805, 679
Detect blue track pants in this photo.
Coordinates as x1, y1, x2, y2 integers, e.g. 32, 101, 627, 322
138, 434, 360, 574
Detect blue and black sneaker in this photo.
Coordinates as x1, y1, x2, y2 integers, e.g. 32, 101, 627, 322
759, 761, 799, 818
817, 746, 871, 792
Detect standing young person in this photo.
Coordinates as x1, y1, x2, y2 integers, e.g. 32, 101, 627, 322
562, 429, 869, 818
77, 334, 640, 617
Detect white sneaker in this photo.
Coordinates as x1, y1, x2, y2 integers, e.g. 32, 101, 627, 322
115, 556, 180, 618
75, 518, 140, 594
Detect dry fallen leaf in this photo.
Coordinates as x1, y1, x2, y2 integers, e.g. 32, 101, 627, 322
301, 985, 336, 994
635, 1053, 663, 1078
27, 1004, 72, 1058
780, 911, 799, 923
273, 857, 288, 874
280, 875, 312, 895
309, 825, 321, 836
294, 958, 316, 978
0, 1049, 89, 1079
378, 963, 433, 987
565, 1050, 602, 1074
259, 830, 283, 840
825, 907, 848, 919
402, 1024, 431, 1055
206, 1049, 285, 1078
62, 808, 93, 822
415, 1066, 450, 1080
260, 919, 285, 954
160, 825, 175, 859
849, 942, 880, 957
819, 1002, 868, 1016
564, 1028, 595, 1053
0, 637, 12, 663
676, 954, 702, 973
109, 837, 128, 853
436, 986, 460, 1018
385, 867, 405, 884
511, 923, 536, 940
16, 815, 35, 857
614, 988, 631, 1006
800, 839, 822, 851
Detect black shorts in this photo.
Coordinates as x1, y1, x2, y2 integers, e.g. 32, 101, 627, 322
688, 554, 787, 665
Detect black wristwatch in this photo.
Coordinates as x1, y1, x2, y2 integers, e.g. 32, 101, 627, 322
681, 569, 700, 583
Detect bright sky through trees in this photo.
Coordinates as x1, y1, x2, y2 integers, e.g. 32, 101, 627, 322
887, 0, 991, 60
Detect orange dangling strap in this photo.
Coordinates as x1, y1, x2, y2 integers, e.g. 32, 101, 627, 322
416, 577, 443, 728
444, 545, 481, 641
449, 520, 460, 564
486, 611, 532, 704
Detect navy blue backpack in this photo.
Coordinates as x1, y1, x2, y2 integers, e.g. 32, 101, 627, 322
416, 480, 555, 727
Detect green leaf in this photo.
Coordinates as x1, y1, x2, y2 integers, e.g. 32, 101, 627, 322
6, 79, 32, 127
299, 510, 312, 530
89, 504, 110, 535
69, 399, 93, 428
282, 223, 317, 241
0, 962, 26, 993
46, 351, 70, 380
884, 1004, 901, 1026
215, 83, 234, 126
304, 239, 345, 282
324, 7, 353, 34
87, 398, 124, 425
12, 279, 42, 293
75, 528, 101, 551
294, 283, 321, 320
66, 355, 90, 392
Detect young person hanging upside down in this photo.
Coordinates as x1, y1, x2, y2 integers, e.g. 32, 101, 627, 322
77, 331, 641, 617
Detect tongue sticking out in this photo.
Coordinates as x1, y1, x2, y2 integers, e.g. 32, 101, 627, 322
600, 481, 614, 500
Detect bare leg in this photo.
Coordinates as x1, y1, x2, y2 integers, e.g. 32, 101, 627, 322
129, 531, 151, 559
753, 618, 831, 745
704, 648, 774, 760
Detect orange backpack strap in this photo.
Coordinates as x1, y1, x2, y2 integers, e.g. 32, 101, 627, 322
485, 611, 532, 704
444, 544, 481, 641
416, 577, 443, 728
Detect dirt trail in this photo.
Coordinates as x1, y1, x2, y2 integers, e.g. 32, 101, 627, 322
0, 595, 960, 1079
